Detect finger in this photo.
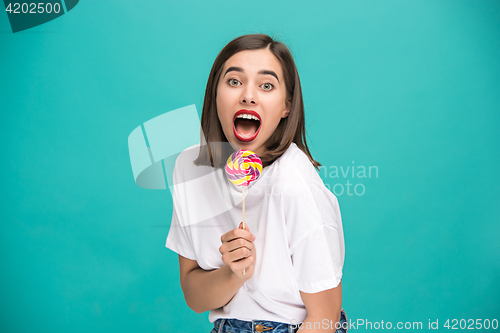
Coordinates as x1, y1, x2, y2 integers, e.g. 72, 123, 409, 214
239, 222, 249, 231
230, 256, 254, 272
221, 228, 255, 243
227, 238, 254, 253
230, 247, 252, 261
223, 249, 248, 266
237, 228, 256, 242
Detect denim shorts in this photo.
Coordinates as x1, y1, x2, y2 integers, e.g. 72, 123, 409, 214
211, 309, 348, 333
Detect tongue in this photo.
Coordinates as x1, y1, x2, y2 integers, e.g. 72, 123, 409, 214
235, 118, 259, 136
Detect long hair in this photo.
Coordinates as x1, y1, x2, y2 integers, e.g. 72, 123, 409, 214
193, 34, 321, 170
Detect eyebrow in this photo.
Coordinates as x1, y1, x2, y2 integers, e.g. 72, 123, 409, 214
224, 66, 280, 83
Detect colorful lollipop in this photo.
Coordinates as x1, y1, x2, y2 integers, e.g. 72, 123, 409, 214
225, 150, 262, 187
225, 149, 263, 275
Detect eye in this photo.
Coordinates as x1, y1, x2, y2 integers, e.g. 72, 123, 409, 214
227, 78, 241, 87
260, 82, 274, 91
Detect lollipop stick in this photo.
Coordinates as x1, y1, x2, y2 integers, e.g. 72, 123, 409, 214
242, 185, 246, 229
242, 185, 246, 276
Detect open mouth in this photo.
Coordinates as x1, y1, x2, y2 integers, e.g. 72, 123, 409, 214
233, 110, 261, 142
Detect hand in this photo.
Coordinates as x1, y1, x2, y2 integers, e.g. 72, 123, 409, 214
219, 222, 256, 280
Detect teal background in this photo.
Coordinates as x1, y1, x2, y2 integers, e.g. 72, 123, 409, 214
1, 0, 499, 332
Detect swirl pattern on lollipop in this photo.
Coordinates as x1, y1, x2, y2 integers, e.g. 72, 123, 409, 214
225, 150, 262, 186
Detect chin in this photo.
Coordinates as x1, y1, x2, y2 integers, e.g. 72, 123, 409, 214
231, 139, 260, 154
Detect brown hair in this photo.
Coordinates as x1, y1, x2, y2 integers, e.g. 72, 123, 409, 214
194, 33, 321, 170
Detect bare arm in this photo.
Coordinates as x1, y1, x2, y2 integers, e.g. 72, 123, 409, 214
178, 222, 256, 314
297, 281, 342, 332
178, 255, 244, 313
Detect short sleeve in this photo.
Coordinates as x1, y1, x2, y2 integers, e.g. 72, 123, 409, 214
283, 165, 345, 293
165, 156, 196, 261
291, 224, 343, 293
165, 205, 197, 261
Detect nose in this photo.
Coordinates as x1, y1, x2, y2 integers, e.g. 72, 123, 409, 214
240, 85, 258, 105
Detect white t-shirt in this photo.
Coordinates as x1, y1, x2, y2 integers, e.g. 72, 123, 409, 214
165, 142, 345, 324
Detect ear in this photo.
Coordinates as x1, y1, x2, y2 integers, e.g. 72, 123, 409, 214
282, 98, 292, 118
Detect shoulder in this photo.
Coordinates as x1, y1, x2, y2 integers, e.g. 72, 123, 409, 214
276, 143, 340, 207
275, 143, 324, 187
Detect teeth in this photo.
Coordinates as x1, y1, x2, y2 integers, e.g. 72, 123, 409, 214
236, 114, 260, 121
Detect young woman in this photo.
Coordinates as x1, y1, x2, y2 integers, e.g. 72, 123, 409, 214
166, 34, 347, 333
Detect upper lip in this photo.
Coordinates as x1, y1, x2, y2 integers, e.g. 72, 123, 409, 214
233, 109, 262, 122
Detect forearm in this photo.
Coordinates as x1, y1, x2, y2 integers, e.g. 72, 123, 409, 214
298, 281, 343, 332
297, 313, 341, 332
181, 264, 244, 313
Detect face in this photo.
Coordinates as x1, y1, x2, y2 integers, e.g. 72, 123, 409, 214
216, 48, 291, 157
